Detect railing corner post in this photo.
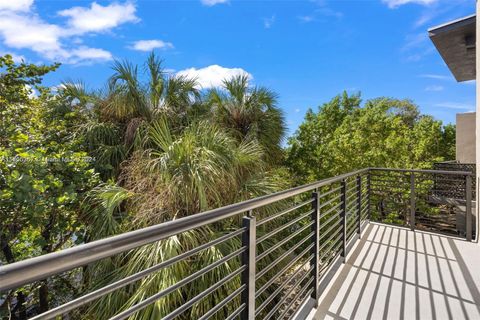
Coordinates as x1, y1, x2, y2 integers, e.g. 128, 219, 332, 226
357, 175, 362, 235
466, 175, 472, 241
311, 191, 320, 306
367, 171, 372, 221
410, 173, 415, 231
241, 211, 256, 320
341, 179, 347, 262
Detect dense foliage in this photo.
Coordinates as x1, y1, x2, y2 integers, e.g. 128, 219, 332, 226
0, 54, 289, 319
76, 55, 289, 319
0, 55, 99, 317
286, 92, 455, 184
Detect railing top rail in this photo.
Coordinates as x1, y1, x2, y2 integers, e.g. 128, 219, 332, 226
0, 166, 473, 292
434, 160, 459, 164
0, 168, 368, 291
371, 167, 474, 176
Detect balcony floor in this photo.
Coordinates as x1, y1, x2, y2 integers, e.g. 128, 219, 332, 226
313, 223, 480, 320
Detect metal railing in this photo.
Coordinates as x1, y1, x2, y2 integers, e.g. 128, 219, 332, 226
370, 168, 475, 240
432, 161, 476, 200
0, 168, 474, 320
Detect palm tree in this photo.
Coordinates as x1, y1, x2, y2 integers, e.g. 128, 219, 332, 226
84, 118, 288, 319
103, 53, 200, 130
59, 52, 200, 179
207, 75, 286, 163
59, 55, 293, 319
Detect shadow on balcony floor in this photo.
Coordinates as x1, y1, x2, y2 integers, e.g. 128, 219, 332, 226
314, 223, 480, 320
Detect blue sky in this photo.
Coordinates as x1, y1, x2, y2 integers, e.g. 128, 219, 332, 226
0, 0, 475, 136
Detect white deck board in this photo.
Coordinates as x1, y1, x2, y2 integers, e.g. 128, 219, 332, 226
314, 223, 480, 320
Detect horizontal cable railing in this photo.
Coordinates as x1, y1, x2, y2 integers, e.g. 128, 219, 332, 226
0, 168, 474, 320
369, 168, 475, 240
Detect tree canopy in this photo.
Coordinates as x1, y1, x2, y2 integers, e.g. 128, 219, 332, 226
0, 55, 99, 317
207, 75, 286, 163
72, 56, 289, 319
1, 53, 289, 319
286, 92, 455, 184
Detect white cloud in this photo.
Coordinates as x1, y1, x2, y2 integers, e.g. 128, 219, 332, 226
425, 85, 444, 92
201, 0, 228, 6
263, 15, 275, 29
434, 102, 474, 110
177, 65, 252, 89
295, 108, 300, 113
414, 14, 431, 28
0, 11, 112, 63
58, 2, 139, 34
130, 39, 174, 51
400, 33, 434, 62
419, 74, 451, 80
414, 9, 439, 28
0, 1, 140, 64
405, 53, 422, 62
382, 0, 437, 9
298, 15, 315, 23
315, 7, 343, 19
70, 46, 112, 62
462, 80, 476, 86
298, 1, 343, 23
402, 33, 428, 51
0, 0, 33, 12
0, 12, 64, 58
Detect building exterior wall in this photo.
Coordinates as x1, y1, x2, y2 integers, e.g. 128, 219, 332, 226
456, 112, 476, 163
476, 0, 479, 242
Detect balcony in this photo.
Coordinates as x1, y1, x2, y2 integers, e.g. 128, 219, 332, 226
0, 167, 476, 320
314, 223, 480, 319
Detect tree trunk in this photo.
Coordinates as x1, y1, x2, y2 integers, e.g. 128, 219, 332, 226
1, 233, 27, 320
15, 291, 27, 320
38, 281, 49, 313
1, 233, 15, 263
38, 214, 54, 313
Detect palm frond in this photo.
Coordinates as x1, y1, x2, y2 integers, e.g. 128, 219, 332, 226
82, 182, 132, 240
57, 81, 95, 106
145, 52, 165, 109
223, 74, 249, 104
207, 76, 286, 163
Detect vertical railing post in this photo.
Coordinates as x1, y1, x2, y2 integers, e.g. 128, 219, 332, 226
410, 173, 415, 231
367, 171, 371, 221
340, 179, 347, 261
357, 175, 362, 235
466, 175, 472, 241
241, 211, 256, 320
311, 191, 320, 306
